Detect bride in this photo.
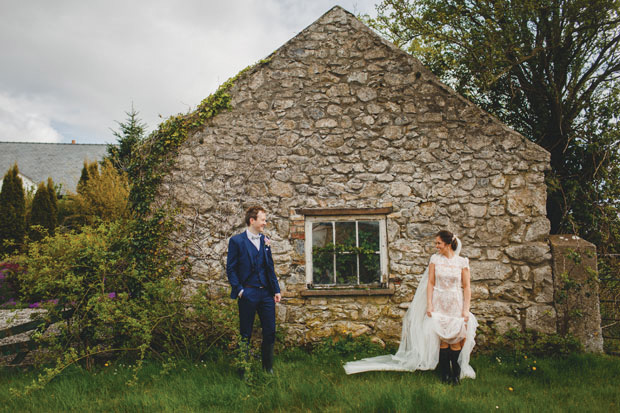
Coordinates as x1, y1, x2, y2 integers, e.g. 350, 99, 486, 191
344, 230, 478, 384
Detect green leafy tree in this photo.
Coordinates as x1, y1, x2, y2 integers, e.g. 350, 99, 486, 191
365, 0, 620, 250
0, 164, 26, 254
107, 105, 147, 172
29, 181, 57, 241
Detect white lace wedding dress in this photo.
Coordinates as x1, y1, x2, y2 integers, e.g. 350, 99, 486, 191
344, 244, 478, 379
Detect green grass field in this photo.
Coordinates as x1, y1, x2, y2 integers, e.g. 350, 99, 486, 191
0, 351, 618, 412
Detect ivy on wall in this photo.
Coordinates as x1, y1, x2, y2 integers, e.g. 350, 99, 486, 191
125, 59, 271, 276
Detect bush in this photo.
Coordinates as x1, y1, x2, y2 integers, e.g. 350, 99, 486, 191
489, 328, 583, 358
63, 160, 130, 227
9, 218, 238, 375
311, 334, 393, 359
0, 262, 21, 307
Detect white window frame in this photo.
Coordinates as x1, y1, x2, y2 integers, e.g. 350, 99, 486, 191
304, 215, 388, 287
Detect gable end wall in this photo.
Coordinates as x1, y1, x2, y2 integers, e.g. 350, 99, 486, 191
155, 7, 553, 346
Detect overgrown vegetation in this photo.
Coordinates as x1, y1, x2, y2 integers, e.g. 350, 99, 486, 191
489, 329, 583, 358
0, 63, 273, 395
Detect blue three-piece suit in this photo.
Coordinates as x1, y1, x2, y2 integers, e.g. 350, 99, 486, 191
226, 231, 280, 366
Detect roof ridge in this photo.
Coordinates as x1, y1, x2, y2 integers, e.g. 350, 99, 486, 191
0, 141, 111, 146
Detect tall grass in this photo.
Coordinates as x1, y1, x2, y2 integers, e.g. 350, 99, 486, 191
0, 350, 618, 412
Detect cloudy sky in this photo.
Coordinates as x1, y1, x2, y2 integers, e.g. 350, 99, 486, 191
0, 0, 378, 144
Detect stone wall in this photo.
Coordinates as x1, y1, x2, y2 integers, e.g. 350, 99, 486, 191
155, 7, 553, 347
0, 309, 44, 364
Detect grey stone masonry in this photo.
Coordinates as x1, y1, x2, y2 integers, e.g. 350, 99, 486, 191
154, 6, 554, 346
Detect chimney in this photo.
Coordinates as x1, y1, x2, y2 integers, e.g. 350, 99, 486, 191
71, 140, 76, 144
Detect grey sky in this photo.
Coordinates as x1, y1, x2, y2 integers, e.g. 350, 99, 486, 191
0, 1, 378, 144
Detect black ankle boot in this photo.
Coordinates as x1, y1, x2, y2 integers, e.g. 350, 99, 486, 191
439, 348, 451, 383
261, 342, 274, 374
449, 349, 462, 385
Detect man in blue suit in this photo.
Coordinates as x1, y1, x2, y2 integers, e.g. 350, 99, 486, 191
226, 206, 281, 373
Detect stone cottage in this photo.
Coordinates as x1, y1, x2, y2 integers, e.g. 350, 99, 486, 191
156, 6, 561, 347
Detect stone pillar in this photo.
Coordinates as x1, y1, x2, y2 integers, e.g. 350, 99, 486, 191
549, 235, 603, 352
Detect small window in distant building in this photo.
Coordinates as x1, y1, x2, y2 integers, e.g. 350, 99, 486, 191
303, 211, 388, 287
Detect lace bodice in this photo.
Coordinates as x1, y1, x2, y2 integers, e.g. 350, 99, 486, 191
430, 253, 469, 292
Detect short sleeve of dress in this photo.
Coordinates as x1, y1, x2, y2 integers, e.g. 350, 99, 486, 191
430, 254, 439, 265
461, 257, 470, 269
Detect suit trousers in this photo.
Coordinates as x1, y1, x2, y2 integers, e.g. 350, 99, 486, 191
238, 287, 276, 345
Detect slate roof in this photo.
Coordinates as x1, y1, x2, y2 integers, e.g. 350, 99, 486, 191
0, 142, 110, 194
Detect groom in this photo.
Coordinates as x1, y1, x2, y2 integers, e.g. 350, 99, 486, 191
226, 206, 281, 373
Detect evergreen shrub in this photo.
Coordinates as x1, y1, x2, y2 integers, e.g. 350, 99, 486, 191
0, 164, 26, 254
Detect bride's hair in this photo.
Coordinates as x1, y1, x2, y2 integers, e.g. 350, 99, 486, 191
437, 230, 458, 251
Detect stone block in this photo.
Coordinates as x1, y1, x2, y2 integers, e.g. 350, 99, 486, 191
490, 282, 525, 303
357, 87, 377, 102
524, 218, 551, 242
525, 304, 557, 334
504, 243, 550, 264
493, 316, 521, 335
470, 260, 512, 280
390, 182, 411, 197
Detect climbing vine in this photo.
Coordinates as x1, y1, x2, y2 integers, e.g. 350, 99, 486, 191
125, 58, 271, 284
128, 60, 269, 215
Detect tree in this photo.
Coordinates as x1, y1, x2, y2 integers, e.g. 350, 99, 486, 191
0, 164, 26, 254
77, 161, 91, 195
65, 159, 130, 226
29, 180, 57, 241
47, 177, 58, 225
107, 105, 147, 172
77, 160, 101, 196
366, 0, 620, 239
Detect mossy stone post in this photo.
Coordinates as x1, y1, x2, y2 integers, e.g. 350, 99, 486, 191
549, 235, 603, 353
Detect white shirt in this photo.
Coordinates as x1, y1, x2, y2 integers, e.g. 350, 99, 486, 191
246, 229, 261, 250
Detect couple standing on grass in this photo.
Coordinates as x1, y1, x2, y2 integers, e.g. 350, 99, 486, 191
226, 205, 477, 383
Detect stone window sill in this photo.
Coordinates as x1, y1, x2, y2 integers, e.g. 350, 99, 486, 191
300, 287, 395, 297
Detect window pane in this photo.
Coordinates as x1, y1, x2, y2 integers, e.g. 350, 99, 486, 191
312, 222, 333, 284
334, 221, 357, 284
335, 221, 356, 247
336, 253, 357, 285
359, 253, 381, 284
358, 221, 380, 251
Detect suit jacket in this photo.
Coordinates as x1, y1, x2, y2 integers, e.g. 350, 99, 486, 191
226, 231, 280, 299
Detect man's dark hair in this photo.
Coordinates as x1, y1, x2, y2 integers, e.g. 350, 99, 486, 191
245, 206, 266, 226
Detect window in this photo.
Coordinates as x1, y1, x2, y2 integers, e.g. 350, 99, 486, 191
303, 212, 388, 287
